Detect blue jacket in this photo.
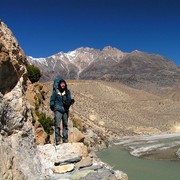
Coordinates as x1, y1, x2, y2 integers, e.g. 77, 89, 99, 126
50, 89, 72, 113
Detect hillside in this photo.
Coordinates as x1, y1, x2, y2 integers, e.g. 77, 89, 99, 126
45, 80, 180, 136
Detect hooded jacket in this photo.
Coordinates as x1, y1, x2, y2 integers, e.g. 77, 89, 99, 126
50, 79, 72, 113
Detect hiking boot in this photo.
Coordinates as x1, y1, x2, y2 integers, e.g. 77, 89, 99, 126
56, 141, 61, 145
63, 139, 68, 143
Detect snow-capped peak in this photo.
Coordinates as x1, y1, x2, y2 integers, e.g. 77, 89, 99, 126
65, 50, 77, 61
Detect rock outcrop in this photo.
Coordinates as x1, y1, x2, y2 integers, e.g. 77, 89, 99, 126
38, 143, 128, 179
0, 20, 43, 179
0, 19, 27, 95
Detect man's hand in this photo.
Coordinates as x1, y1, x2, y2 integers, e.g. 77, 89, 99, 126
71, 99, 75, 105
50, 105, 54, 111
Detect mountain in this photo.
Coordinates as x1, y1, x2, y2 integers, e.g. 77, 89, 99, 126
27, 46, 122, 80
27, 47, 180, 94
27, 46, 127, 81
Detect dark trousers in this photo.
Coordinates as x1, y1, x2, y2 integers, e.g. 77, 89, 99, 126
54, 111, 68, 143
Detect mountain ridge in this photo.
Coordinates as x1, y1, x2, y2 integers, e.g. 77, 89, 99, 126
27, 46, 128, 80
27, 46, 176, 78
27, 46, 180, 96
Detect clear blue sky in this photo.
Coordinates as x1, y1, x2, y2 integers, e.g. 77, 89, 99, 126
1, 0, 180, 65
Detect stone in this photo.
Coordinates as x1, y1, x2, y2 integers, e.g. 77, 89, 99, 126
80, 168, 117, 180
49, 173, 71, 180
75, 157, 93, 169
35, 127, 47, 145
53, 164, 75, 174
114, 170, 128, 180
55, 153, 82, 165
56, 143, 88, 157
80, 165, 102, 171
71, 170, 95, 180
89, 150, 98, 158
69, 127, 85, 143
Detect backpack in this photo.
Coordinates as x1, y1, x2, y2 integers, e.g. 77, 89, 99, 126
53, 76, 62, 93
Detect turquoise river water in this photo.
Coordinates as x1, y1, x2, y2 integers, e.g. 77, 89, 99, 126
97, 144, 180, 180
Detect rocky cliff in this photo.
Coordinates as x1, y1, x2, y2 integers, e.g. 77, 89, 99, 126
0, 20, 43, 179
0, 20, 27, 95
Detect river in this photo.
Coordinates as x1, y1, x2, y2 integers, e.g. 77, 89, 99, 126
97, 133, 180, 180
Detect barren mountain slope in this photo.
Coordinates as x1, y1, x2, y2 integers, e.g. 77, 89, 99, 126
45, 80, 180, 136
27, 47, 180, 94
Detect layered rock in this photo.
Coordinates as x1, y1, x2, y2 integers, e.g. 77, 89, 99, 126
38, 143, 128, 179
0, 20, 43, 179
0, 20, 27, 95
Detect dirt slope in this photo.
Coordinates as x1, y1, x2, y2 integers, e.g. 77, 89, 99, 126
44, 80, 180, 136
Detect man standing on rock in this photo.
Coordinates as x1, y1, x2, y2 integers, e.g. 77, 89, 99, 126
50, 78, 74, 145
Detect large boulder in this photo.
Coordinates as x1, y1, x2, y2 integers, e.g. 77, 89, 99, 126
69, 127, 85, 142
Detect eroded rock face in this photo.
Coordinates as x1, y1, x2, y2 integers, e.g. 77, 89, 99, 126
0, 19, 26, 95
0, 78, 43, 179
0, 20, 43, 179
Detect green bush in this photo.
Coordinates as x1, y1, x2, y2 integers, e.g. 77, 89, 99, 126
34, 95, 42, 110
39, 84, 43, 90
31, 111, 36, 126
40, 90, 45, 100
36, 111, 54, 136
27, 64, 41, 83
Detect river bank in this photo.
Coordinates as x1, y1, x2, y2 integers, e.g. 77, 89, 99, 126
112, 133, 180, 160
97, 145, 180, 180
97, 133, 180, 180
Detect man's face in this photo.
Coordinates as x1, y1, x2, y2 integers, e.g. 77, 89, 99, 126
60, 82, 65, 89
